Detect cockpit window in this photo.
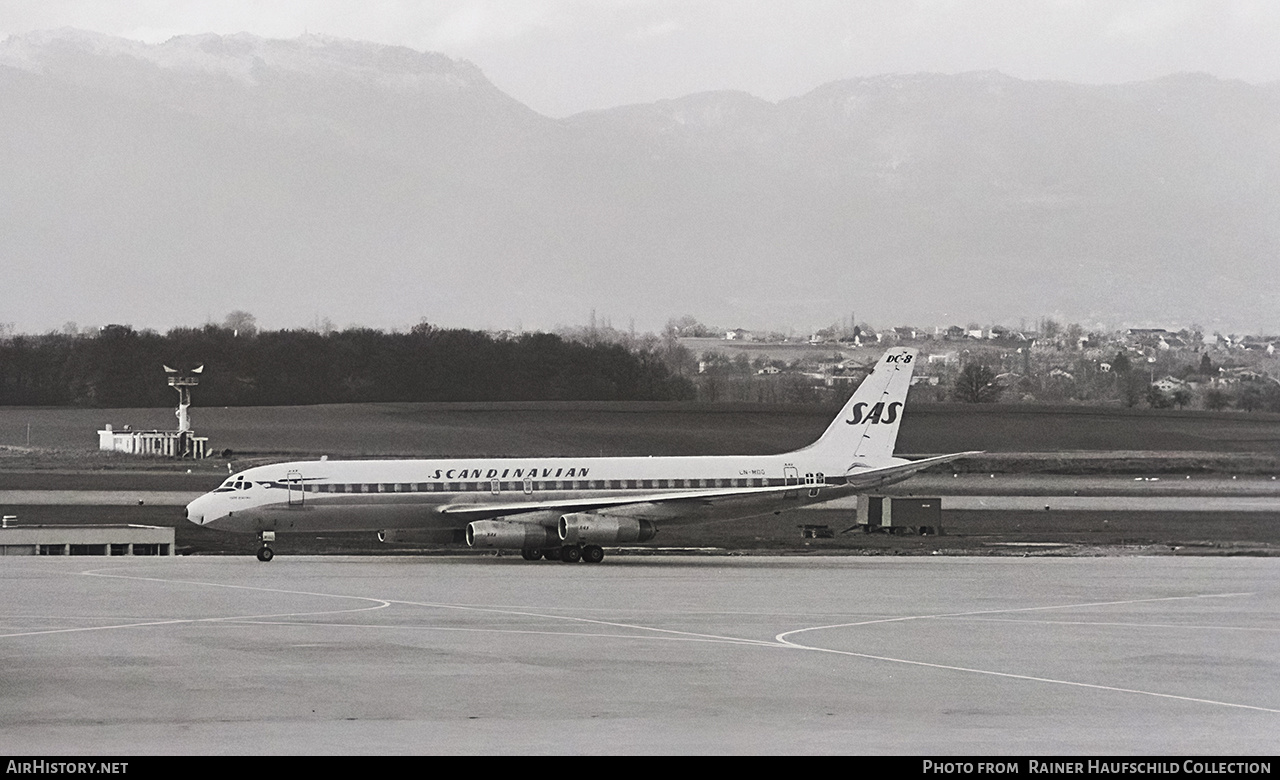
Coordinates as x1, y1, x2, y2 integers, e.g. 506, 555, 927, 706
214, 477, 253, 493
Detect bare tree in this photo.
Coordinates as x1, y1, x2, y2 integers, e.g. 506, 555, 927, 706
223, 310, 258, 338
952, 364, 1003, 403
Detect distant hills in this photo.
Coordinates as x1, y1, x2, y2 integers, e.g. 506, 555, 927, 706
2, 29, 1277, 334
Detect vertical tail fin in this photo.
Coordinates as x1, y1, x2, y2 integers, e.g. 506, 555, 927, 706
795, 348, 917, 463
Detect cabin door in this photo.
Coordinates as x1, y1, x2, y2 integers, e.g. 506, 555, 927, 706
783, 466, 800, 499
287, 470, 304, 507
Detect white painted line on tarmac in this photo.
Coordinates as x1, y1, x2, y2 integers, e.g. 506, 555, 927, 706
0, 566, 391, 639
946, 616, 1280, 632
14, 565, 1275, 716
223, 618, 777, 646
775, 592, 1254, 633
0, 603, 390, 639
774, 591, 1280, 715
59, 565, 779, 649
773, 637, 1280, 715
384, 597, 783, 647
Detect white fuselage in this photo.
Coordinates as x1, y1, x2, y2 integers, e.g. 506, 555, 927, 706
185, 452, 912, 535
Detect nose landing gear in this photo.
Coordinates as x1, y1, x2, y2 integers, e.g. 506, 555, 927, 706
256, 530, 275, 562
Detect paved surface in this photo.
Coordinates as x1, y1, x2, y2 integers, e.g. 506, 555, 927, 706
0, 491, 200, 505
0, 556, 1276, 755
932, 496, 1280, 511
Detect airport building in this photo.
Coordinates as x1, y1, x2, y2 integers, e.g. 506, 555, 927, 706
97, 365, 210, 459
97, 425, 209, 458
0, 521, 174, 556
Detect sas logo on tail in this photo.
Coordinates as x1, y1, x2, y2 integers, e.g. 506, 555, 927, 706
845, 402, 902, 425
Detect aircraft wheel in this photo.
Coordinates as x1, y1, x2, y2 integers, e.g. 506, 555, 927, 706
542, 548, 561, 561
560, 545, 582, 563
581, 545, 605, 564
520, 549, 541, 561
256, 546, 274, 562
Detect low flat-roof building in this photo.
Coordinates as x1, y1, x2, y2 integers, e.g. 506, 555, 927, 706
98, 425, 209, 458
0, 523, 175, 556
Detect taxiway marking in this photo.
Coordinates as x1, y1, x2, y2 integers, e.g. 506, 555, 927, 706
775, 591, 1279, 715
7, 565, 1274, 716
0, 566, 390, 639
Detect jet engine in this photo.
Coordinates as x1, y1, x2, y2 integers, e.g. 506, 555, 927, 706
559, 513, 657, 545
466, 520, 559, 549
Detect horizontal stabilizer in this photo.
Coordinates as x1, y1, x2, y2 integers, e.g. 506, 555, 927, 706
844, 451, 984, 490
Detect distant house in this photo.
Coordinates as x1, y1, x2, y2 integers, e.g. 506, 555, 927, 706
1242, 341, 1277, 354
1125, 328, 1172, 350
824, 374, 861, 386
756, 366, 781, 375
1152, 376, 1189, 394
724, 328, 751, 341
1208, 367, 1275, 386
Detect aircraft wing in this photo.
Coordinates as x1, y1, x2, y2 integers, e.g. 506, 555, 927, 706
438, 451, 983, 522
438, 482, 809, 521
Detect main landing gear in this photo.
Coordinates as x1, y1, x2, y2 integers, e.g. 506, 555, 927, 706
521, 544, 606, 564
256, 531, 275, 562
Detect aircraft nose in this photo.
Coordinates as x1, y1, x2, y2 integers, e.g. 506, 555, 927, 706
185, 495, 208, 526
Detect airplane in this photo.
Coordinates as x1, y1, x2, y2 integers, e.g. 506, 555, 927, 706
185, 347, 978, 562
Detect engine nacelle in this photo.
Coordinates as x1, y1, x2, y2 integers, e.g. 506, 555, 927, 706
559, 513, 657, 545
466, 520, 559, 550
378, 528, 466, 545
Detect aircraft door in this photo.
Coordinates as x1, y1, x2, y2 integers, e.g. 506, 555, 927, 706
783, 466, 800, 499
286, 470, 304, 507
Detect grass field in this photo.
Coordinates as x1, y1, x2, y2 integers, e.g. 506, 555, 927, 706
3, 401, 1280, 465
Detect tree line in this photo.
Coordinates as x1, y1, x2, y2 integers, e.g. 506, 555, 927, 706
0, 323, 695, 407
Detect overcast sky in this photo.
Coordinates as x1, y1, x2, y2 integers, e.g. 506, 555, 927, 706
2, 0, 1277, 116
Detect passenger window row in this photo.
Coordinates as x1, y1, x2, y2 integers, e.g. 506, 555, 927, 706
287, 476, 828, 494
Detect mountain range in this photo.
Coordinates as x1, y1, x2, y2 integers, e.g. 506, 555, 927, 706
2, 29, 1277, 335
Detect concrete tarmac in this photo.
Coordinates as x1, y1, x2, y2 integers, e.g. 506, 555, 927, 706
0, 556, 1276, 755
